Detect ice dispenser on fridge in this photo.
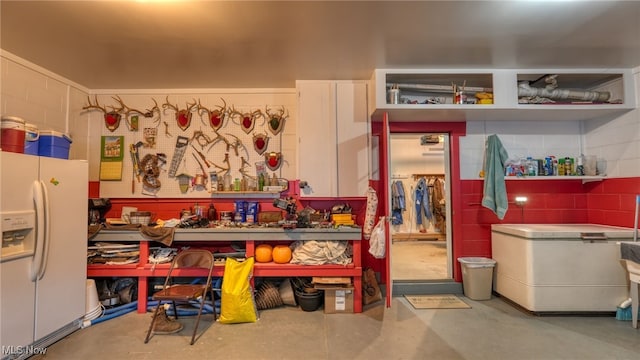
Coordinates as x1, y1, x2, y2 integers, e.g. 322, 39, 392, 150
1, 210, 36, 260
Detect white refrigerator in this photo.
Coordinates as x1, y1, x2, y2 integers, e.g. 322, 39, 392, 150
1, 151, 88, 358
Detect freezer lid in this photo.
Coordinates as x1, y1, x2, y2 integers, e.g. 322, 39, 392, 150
491, 224, 635, 239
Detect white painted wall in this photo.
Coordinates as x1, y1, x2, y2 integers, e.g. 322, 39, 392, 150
1, 51, 297, 198
88, 90, 296, 198
4, 50, 638, 191
583, 68, 640, 178
1, 51, 90, 161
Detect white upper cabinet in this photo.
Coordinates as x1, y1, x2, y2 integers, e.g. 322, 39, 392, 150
297, 80, 369, 197
370, 69, 636, 122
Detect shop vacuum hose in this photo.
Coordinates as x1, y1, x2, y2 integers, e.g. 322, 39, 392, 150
82, 301, 138, 328
81, 277, 222, 328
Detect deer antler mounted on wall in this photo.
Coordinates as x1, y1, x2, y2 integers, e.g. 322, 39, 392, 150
229, 106, 264, 134
112, 96, 161, 131
162, 96, 197, 131
83, 96, 124, 132
197, 98, 228, 132
265, 106, 288, 135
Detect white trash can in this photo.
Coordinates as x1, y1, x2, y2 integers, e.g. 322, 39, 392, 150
458, 257, 496, 300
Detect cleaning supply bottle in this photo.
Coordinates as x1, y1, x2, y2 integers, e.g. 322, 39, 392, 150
526, 157, 536, 176
576, 154, 585, 176
207, 203, 217, 221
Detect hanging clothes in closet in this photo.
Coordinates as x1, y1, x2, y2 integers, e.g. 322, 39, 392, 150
414, 177, 432, 232
391, 180, 406, 225
429, 177, 446, 234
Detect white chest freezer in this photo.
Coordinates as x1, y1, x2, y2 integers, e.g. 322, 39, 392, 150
491, 224, 633, 313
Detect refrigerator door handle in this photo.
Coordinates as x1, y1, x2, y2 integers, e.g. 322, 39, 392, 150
31, 180, 51, 281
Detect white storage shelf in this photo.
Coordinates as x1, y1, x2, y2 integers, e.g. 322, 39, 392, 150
502, 175, 605, 184
370, 69, 636, 122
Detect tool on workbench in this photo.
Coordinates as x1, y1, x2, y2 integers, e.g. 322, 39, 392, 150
129, 142, 143, 193
168, 136, 189, 177
129, 145, 137, 193
192, 153, 208, 176
191, 144, 212, 168
191, 153, 208, 191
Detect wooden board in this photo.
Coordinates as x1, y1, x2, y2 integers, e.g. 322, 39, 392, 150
392, 233, 445, 241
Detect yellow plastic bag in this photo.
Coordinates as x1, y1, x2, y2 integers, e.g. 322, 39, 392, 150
219, 257, 258, 324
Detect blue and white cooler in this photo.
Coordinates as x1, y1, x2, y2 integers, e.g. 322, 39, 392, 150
38, 130, 72, 159
24, 123, 39, 155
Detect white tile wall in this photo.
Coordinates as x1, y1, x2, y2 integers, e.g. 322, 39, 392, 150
583, 68, 640, 178
2, 53, 298, 198
460, 120, 583, 179
1, 54, 90, 159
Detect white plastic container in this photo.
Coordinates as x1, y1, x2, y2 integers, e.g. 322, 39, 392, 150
458, 257, 496, 301
24, 123, 39, 155
1, 116, 26, 153
491, 224, 633, 312
38, 130, 72, 159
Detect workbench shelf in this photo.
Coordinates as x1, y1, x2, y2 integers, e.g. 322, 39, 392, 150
208, 191, 283, 199
87, 227, 363, 313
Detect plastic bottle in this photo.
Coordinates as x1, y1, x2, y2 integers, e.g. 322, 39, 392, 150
565, 157, 572, 176
193, 202, 199, 217
576, 154, 585, 176
207, 203, 216, 221
558, 158, 565, 176
258, 173, 265, 191
526, 157, 536, 176
223, 173, 232, 191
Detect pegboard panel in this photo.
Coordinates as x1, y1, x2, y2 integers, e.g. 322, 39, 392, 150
94, 92, 295, 198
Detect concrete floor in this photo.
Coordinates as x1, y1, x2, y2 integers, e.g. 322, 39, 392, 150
33, 296, 639, 360
392, 241, 448, 280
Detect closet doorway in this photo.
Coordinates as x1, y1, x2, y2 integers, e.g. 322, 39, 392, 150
389, 133, 453, 282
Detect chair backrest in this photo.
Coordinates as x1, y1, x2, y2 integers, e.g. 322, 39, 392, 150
163, 249, 215, 289
173, 249, 214, 269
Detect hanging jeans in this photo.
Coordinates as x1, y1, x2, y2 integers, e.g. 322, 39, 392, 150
391, 181, 406, 225
414, 178, 432, 225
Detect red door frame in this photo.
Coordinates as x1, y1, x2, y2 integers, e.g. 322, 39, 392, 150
371, 116, 467, 301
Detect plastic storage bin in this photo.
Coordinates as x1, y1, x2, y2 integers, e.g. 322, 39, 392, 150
24, 123, 39, 155
38, 130, 72, 159
1, 116, 26, 153
458, 257, 496, 301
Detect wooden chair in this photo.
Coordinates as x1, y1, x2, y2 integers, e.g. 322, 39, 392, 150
144, 249, 217, 345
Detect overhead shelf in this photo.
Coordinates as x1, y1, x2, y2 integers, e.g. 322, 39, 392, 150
370, 69, 636, 122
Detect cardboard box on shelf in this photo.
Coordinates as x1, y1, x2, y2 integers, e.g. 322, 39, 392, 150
331, 213, 355, 225
258, 211, 283, 223
315, 284, 354, 314
312, 277, 352, 285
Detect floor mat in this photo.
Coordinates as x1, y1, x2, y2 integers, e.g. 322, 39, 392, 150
404, 294, 471, 309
